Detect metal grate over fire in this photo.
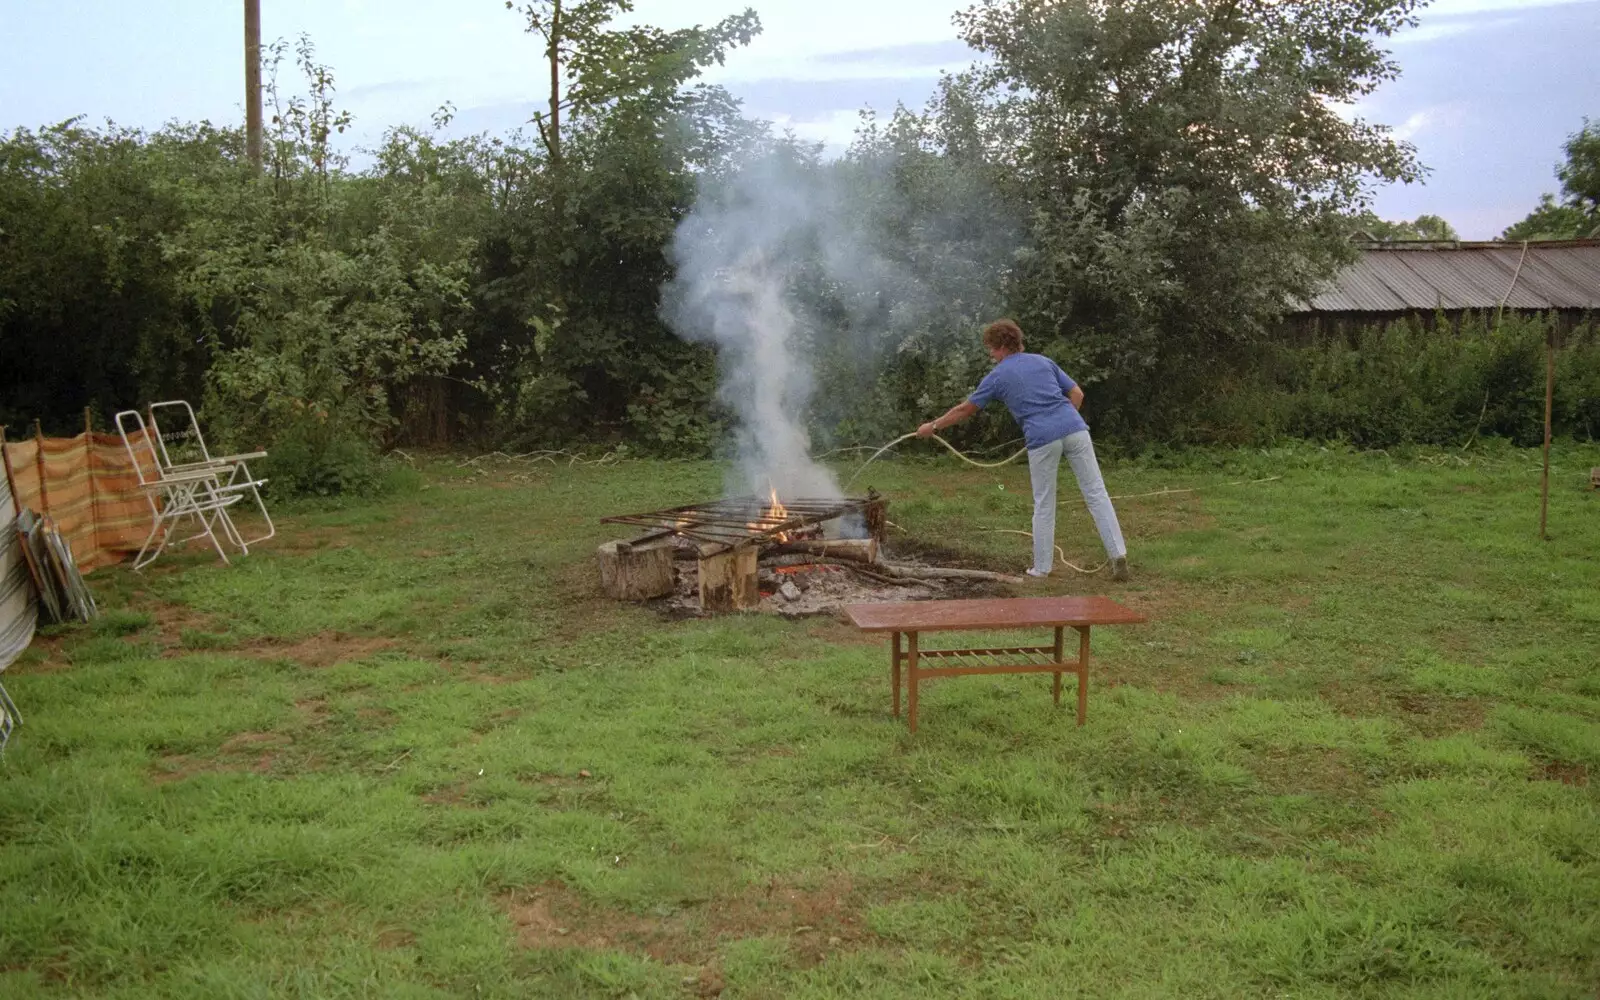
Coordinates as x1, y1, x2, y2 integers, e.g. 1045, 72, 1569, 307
600, 489, 885, 554
597, 488, 1015, 614
596, 489, 890, 613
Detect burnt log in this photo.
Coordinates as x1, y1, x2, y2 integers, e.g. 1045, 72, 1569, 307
877, 563, 1022, 583
770, 538, 879, 563
597, 538, 676, 600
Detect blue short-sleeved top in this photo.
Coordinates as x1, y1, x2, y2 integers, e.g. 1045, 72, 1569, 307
967, 352, 1088, 449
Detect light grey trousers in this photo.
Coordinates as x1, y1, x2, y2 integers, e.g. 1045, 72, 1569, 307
1026, 430, 1127, 573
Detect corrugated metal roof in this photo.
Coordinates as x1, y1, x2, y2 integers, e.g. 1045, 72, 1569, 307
1299, 240, 1600, 312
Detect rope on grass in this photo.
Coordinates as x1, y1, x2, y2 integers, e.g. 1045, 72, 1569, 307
457, 450, 621, 469
1103, 476, 1281, 501
982, 479, 1283, 571
981, 529, 1106, 575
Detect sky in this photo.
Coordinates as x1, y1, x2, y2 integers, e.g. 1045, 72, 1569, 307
1, 0, 1595, 238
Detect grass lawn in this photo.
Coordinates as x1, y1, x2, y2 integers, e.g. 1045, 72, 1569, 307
2, 442, 1597, 999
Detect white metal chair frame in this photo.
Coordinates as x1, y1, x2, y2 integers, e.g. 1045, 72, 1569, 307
114, 409, 259, 571
146, 400, 275, 552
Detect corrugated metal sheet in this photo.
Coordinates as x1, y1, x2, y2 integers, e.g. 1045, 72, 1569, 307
1301, 240, 1600, 312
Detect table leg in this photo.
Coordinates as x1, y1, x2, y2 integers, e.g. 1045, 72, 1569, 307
1052, 625, 1064, 707
1075, 625, 1091, 726
891, 631, 902, 718
907, 631, 920, 734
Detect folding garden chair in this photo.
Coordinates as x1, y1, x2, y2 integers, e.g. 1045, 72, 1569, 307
115, 409, 257, 571
146, 400, 275, 552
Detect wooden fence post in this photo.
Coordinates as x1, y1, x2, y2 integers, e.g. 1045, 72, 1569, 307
84, 408, 100, 565
1540, 329, 1554, 541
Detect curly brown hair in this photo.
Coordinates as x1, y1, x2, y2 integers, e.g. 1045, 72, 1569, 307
981, 319, 1024, 354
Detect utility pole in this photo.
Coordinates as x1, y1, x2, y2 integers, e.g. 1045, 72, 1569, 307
245, 0, 262, 171
547, 0, 562, 166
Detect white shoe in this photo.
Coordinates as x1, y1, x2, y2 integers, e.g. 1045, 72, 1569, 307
1024, 568, 1050, 578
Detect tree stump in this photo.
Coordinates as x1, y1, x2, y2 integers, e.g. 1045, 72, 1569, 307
865, 497, 887, 542
698, 544, 758, 612
597, 538, 676, 601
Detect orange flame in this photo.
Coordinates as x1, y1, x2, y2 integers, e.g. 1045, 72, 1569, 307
755, 483, 790, 543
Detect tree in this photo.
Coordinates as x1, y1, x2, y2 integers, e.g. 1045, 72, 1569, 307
467, 2, 764, 449
1351, 211, 1459, 241
504, 0, 759, 166
169, 42, 479, 491
926, 0, 1424, 438
1557, 119, 1600, 214
0, 119, 235, 433
1504, 118, 1600, 240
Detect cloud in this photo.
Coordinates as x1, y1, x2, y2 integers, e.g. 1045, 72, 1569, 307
1363, 0, 1599, 237
810, 39, 975, 68
440, 100, 538, 138
342, 77, 454, 101
1390, 104, 1471, 141
726, 75, 943, 120
1425, 0, 1591, 14
763, 109, 869, 150
1391, 15, 1520, 45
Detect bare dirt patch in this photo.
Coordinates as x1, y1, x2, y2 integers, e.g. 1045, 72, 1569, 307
151, 731, 295, 783
1538, 760, 1589, 786
150, 755, 216, 785
274, 526, 352, 554
1393, 691, 1489, 736
234, 633, 396, 668
376, 928, 416, 950
421, 781, 478, 807
10, 635, 71, 672
468, 707, 523, 736
1322, 681, 1487, 736
501, 875, 871, 967
1115, 493, 1217, 538
880, 537, 1009, 574
150, 601, 226, 649
219, 731, 291, 753
1249, 747, 1371, 797
805, 618, 881, 647
518, 771, 589, 789
440, 661, 526, 685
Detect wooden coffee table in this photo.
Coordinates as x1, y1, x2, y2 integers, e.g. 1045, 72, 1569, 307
845, 596, 1148, 732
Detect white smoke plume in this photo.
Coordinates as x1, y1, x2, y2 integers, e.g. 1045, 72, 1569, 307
663, 146, 1015, 502
663, 154, 851, 501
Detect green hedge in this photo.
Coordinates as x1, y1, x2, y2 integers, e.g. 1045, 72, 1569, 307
1181, 313, 1598, 450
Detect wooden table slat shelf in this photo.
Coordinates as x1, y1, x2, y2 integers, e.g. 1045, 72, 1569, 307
846, 596, 1148, 732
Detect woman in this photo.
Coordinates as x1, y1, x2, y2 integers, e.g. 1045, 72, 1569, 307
917, 319, 1129, 581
